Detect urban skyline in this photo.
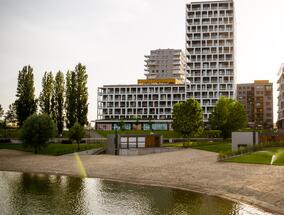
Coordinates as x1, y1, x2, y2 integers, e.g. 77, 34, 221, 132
0, 0, 284, 122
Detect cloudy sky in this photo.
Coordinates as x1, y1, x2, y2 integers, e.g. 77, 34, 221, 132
0, 0, 284, 122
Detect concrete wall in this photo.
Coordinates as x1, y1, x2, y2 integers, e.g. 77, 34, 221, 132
106, 135, 116, 155
232, 132, 259, 151
119, 147, 180, 156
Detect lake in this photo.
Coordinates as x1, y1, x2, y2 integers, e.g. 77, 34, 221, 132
0, 171, 271, 215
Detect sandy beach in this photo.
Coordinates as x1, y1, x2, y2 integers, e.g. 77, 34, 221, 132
0, 148, 283, 214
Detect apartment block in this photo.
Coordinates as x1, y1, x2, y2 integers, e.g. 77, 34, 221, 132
186, 0, 235, 121
277, 64, 284, 129
142, 49, 186, 83
237, 81, 273, 129
96, 84, 186, 130
96, 48, 189, 130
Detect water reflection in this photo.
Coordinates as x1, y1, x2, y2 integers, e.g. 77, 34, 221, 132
0, 171, 271, 215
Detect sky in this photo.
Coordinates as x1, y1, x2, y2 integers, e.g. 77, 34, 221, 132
0, 0, 284, 122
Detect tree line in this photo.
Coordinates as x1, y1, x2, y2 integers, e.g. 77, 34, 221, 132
172, 96, 247, 139
0, 63, 88, 136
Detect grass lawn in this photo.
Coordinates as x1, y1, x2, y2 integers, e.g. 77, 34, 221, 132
226, 148, 284, 165
0, 143, 105, 156
162, 141, 231, 153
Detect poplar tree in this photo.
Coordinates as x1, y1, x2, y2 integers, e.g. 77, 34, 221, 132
65, 63, 89, 128
0, 104, 4, 120
15, 65, 37, 126
54, 71, 65, 135
75, 63, 88, 126
65, 71, 77, 128
39, 71, 54, 117
5, 103, 17, 124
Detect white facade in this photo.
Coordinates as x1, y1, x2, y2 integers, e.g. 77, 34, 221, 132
97, 84, 187, 130
144, 49, 186, 82
186, 0, 235, 121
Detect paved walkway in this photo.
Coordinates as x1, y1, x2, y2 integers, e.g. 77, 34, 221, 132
0, 149, 283, 214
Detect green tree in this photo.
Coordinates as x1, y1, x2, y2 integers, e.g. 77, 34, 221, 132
65, 71, 77, 128
15, 65, 37, 126
118, 119, 125, 130
39, 71, 54, 117
68, 122, 85, 151
75, 63, 88, 126
0, 104, 4, 120
172, 99, 204, 137
5, 103, 17, 125
209, 96, 247, 139
53, 71, 65, 135
21, 114, 56, 154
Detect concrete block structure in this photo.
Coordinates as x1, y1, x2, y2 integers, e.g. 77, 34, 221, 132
237, 80, 273, 129
232, 132, 259, 151
186, 0, 235, 121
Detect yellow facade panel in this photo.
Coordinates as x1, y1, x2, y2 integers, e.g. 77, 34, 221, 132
137, 79, 182, 85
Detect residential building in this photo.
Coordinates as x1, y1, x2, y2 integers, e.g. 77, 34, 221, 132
96, 84, 186, 130
96, 0, 236, 130
96, 48, 188, 130
277, 64, 284, 129
143, 49, 186, 83
186, 0, 235, 121
237, 80, 273, 129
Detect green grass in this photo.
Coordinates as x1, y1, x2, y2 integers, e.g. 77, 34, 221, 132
0, 143, 105, 156
96, 130, 183, 138
190, 142, 231, 153
162, 141, 231, 153
226, 148, 284, 165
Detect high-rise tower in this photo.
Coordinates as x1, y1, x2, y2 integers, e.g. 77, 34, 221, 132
144, 49, 186, 83
186, 0, 235, 121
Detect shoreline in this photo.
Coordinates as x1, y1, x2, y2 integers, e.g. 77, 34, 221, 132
0, 169, 277, 215
0, 149, 283, 214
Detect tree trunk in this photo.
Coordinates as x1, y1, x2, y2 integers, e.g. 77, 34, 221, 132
34, 145, 38, 154
77, 141, 80, 151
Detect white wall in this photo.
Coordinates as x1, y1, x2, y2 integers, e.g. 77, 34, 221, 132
232, 132, 259, 151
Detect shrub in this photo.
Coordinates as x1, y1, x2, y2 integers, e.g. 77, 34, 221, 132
62, 139, 72, 144
202, 130, 222, 138
183, 142, 192, 148
68, 122, 85, 150
21, 114, 56, 153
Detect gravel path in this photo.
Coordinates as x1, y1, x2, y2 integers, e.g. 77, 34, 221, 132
0, 149, 283, 214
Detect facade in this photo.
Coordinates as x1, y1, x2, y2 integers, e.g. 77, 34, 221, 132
237, 80, 273, 129
277, 64, 284, 129
96, 84, 186, 130
186, 0, 235, 121
143, 49, 186, 83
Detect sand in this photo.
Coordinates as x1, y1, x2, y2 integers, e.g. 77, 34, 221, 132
0, 149, 283, 214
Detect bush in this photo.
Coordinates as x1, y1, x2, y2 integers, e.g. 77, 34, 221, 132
202, 130, 222, 138
183, 142, 192, 148
68, 122, 85, 150
0, 138, 11, 143
62, 139, 72, 144
21, 114, 56, 153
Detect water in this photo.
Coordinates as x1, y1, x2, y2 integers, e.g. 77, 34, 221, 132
0, 171, 271, 215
